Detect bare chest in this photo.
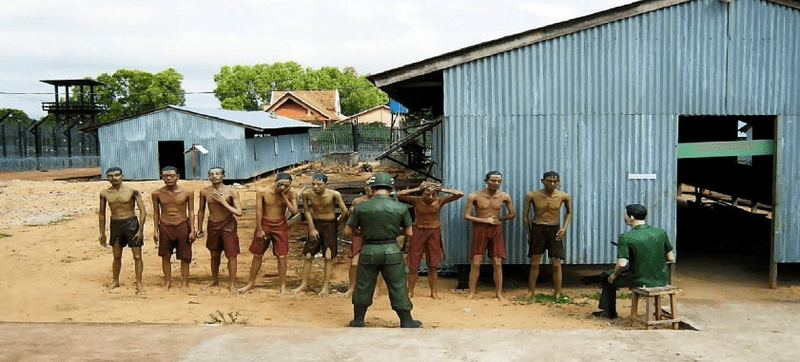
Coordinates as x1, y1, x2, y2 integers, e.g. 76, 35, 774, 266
202, 189, 232, 204
474, 195, 504, 214
306, 194, 336, 211
415, 200, 441, 216
104, 189, 135, 205
534, 194, 564, 210
158, 190, 190, 206
263, 191, 288, 208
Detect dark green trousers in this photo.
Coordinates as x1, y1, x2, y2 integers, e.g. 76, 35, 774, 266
352, 243, 413, 310
598, 270, 640, 315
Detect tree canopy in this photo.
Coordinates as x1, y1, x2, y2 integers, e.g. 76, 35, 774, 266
0, 108, 34, 124
213, 62, 388, 116
92, 68, 186, 123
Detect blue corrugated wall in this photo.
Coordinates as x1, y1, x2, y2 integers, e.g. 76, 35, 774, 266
436, 0, 800, 264
98, 108, 310, 180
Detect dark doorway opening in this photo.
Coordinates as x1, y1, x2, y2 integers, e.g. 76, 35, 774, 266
676, 115, 775, 273
158, 141, 186, 178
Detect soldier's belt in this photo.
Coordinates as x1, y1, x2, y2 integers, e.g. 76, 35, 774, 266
363, 238, 397, 244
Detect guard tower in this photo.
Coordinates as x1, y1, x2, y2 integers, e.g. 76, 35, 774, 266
34, 79, 106, 162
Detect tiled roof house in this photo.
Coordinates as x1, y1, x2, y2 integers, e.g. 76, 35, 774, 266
264, 89, 344, 128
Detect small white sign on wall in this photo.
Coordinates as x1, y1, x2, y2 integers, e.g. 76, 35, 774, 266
628, 173, 657, 180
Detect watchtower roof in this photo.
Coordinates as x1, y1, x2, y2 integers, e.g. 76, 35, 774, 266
40, 79, 104, 87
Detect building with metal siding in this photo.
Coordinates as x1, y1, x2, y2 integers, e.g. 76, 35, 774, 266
370, 0, 800, 285
83, 106, 316, 180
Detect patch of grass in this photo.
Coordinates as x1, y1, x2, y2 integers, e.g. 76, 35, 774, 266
0, 234, 10, 238
514, 293, 575, 305
582, 291, 602, 301
537, 293, 574, 304
582, 291, 631, 300
205, 310, 248, 326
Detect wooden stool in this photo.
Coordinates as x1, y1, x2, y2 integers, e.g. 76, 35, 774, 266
630, 285, 681, 330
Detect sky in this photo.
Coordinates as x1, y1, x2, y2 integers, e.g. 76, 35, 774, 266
1, 0, 630, 119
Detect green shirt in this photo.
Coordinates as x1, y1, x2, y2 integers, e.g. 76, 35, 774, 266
347, 194, 412, 241
617, 224, 674, 287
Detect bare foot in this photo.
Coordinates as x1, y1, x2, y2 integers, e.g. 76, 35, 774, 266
163, 283, 171, 292
408, 289, 415, 299
107, 281, 121, 290
278, 287, 289, 295
495, 293, 505, 301
466, 292, 476, 300
180, 285, 188, 293
523, 291, 534, 300
135, 283, 145, 294
237, 282, 256, 294
291, 285, 307, 294
430, 291, 439, 299
200, 280, 219, 290
318, 287, 330, 297
229, 285, 239, 295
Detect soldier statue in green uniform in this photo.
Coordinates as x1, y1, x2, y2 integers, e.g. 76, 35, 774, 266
344, 172, 422, 328
582, 203, 675, 319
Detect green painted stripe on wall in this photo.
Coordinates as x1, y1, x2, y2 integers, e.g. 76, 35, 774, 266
677, 140, 774, 159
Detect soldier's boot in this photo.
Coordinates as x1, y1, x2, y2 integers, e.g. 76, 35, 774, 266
396, 309, 422, 328
349, 304, 368, 327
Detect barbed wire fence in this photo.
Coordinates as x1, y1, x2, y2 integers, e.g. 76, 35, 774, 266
308, 118, 435, 168
0, 121, 98, 171
309, 122, 400, 161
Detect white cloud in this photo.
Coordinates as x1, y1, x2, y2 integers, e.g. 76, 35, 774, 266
1, 0, 635, 118
517, 2, 581, 21
517, 0, 630, 22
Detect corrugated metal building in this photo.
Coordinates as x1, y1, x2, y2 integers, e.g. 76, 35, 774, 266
369, 0, 800, 285
83, 106, 317, 180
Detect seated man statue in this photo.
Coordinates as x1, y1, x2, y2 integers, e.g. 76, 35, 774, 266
582, 203, 675, 319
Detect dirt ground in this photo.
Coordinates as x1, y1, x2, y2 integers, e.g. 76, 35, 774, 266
0, 164, 798, 330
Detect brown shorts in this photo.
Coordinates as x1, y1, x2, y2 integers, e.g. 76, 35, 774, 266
249, 218, 289, 257
407, 225, 443, 271
528, 223, 565, 259
206, 217, 240, 258
470, 223, 505, 259
158, 219, 192, 261
302, 219, 338, 259
348, 232, 363, 259
110, 216, 142, 248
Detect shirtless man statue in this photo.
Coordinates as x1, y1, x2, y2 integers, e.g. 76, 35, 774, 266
197, 167, 243, 294
293, 173, 348, 296
151, 166, 196, 292
342, 179, 373, 298
524, 171, 572, 299
239, 172, 298, 294
398, 180, 463, 299
464, 171, 516, 300
98, 167, 147, 293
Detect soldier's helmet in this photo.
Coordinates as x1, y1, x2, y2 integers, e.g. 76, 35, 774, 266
368, 172, 394, 189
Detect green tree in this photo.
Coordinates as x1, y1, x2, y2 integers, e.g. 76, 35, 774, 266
92, 68, 185, 123
0, 108, 34, 124
213, 62, 388, 115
